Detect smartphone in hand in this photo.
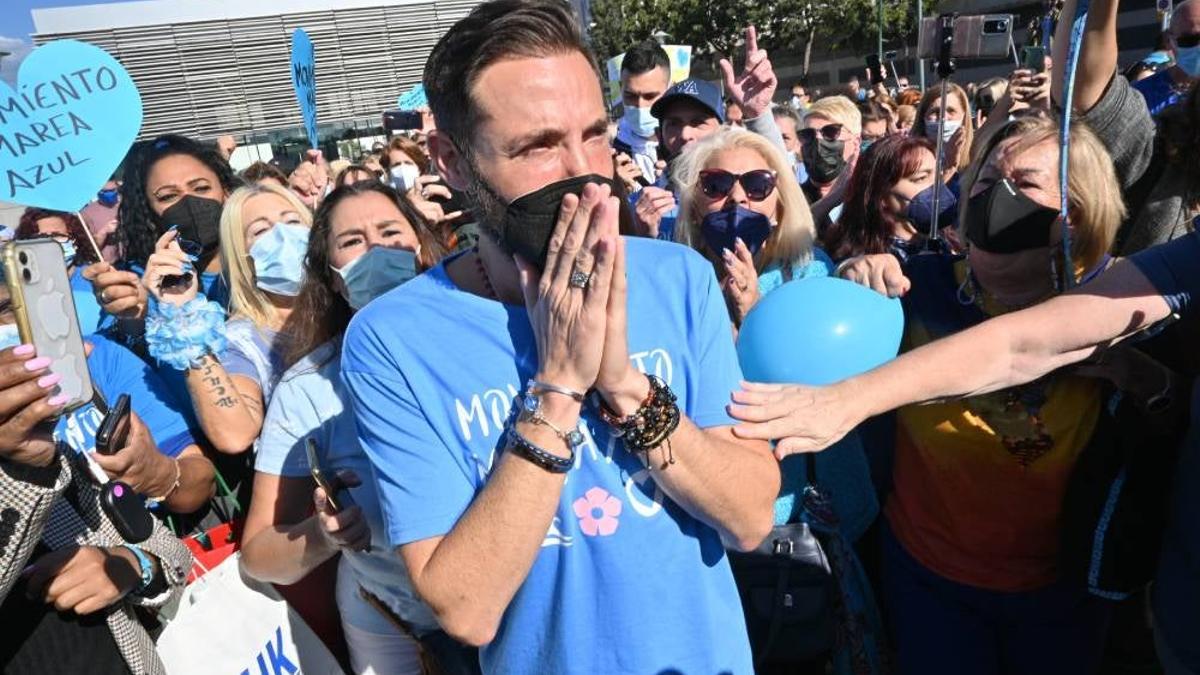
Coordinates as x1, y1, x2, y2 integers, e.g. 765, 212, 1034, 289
2, 240, 95, 411
96, 393, 131, 455
307, 438, 354, 513
1021, 45, 1047, 73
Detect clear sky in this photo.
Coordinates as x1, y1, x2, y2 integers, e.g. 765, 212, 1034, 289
0, 0, 128, 84
2, 0, 128, 40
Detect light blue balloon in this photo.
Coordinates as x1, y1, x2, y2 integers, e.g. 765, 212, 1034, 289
0, 39, 142, 212
291, 28, 318, 149
737, 276, 905, 386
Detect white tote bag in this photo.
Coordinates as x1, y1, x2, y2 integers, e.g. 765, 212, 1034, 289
156, 552, 345, 675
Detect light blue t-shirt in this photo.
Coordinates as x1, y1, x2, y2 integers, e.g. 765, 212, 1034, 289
757, 246, 835, 295
57, 333, 195, 459
256, 340, 438, 636
69, 267, 113, 336
342, 238, 754, 675
225, 318, 289, 405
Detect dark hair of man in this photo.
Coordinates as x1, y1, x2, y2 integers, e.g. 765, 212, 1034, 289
117, 134, 242, 267
284, 181, 445, 368
772, 104, 801, 127
621, 40, 670, 77
240, 161, 288, 186
423, 0, 598, 157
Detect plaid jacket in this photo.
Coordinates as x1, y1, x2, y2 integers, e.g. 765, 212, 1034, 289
0, 453, 192, 675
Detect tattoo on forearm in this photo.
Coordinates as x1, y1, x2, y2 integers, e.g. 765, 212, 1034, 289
194, 358, 243, 412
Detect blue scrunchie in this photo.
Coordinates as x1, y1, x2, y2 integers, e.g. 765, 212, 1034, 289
145, 296, 227, 370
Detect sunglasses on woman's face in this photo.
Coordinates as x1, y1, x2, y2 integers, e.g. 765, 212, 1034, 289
798, 124, 845, 144
698, 169, 778, 201
1177, 33, 1200, 48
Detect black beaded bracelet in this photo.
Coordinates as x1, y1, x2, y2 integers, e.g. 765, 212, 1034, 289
599, 375, 681, 455
506, 427, 574, 474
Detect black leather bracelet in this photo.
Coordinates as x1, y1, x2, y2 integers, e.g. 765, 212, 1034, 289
506, 428, 574, 474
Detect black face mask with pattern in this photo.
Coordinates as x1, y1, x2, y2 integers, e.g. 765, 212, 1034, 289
472, 173, 619, 271
965, 178, 1059, 253
158, 194, 223, 254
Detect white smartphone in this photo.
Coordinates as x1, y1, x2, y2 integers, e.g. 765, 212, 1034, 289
3, 239, 95, 411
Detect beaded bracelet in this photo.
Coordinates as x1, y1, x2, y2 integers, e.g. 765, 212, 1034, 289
145, 295, 228, 371
598, 375, 681, 466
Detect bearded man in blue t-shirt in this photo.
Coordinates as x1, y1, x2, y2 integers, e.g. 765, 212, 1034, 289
340, 1, 780, 673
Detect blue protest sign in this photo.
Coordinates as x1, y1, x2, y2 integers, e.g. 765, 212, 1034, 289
290, 28, 317, 149
397, 84, 427, 111
0, 40, 143, 212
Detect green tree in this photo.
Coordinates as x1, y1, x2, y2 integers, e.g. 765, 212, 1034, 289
588, 0, 939, 77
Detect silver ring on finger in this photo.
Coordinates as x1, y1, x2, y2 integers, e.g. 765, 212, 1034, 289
568, 269, 591, 289
98, 289, 109, 304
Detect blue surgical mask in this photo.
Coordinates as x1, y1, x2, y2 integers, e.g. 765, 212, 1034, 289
622, 105, 659, 138
860, 138, 876, 153
1176, 45, 1200, 77
926, 117, 963, 143
60, 239, 77, 268
904, 182, 959, 232
0, 324, 20, 352
699, 205, 773, 257
249, 223, 310, 296
334, 245, 419, 310
97, 188, 119, 207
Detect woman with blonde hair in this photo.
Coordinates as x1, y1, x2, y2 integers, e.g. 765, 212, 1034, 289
743, 112, 1166, 675
141, 182, 313, 454
674, 127, 834, 325
912, 82, 975, 190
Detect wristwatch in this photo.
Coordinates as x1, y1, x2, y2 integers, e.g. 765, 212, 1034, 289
121, 544, 154, 595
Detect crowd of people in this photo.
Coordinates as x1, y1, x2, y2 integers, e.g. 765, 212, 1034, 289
2, 0, 1200, 673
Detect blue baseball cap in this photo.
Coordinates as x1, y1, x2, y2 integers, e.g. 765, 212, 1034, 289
650, 78, 725, 124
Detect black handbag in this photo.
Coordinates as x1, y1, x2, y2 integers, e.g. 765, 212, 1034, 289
728, 455, 834, 668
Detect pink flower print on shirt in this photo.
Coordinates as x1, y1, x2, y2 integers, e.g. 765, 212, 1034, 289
573, 486, 622, 536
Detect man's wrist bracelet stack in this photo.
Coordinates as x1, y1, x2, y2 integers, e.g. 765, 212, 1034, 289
598, 375, 681, 466
506, 428, 574, 474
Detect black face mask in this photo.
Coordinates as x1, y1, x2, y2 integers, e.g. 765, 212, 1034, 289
965, 178, 1059, 253
158, 194, 223, 254
802, 138, 847, 185
492, 174, 619, 271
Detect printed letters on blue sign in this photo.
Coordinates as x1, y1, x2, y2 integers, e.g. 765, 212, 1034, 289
0, 40, 143, 211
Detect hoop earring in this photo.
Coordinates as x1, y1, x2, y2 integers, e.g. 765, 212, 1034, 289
957, 270, 977, 306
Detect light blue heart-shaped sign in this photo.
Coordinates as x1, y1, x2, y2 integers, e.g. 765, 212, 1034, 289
0, 40, 142, 212
290, 28, 318, 149
397, 83, 427, 111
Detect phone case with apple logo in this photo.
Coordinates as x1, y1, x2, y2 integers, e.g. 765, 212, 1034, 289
2, 239, 95, 412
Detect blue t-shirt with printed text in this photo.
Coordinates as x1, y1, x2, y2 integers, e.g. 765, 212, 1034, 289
342, 238, 754, 675
56, 333, 195, 459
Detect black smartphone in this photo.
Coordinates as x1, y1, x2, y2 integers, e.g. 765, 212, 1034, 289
101, 481, 153, 543
866, 53, 886, 85
430, 185, 474, 221
96, 393, 131, 455
1021, 45, 1047, 73
307, 438, 354, 513
383, 110, 424, 131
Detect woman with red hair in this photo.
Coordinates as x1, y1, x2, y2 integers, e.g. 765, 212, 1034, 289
15, 208, 107, 334
823, 134, 957, 263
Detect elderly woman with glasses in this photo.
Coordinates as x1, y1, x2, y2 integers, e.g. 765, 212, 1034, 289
673, 127, 835, 327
